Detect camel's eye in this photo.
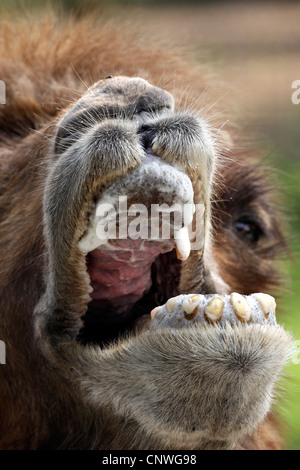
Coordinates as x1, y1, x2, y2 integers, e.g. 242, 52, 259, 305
234, 215, 264, 244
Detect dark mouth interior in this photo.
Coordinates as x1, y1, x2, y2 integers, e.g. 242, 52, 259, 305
77, 240, 181, 347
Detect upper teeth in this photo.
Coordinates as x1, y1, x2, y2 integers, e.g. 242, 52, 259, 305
174, 227, 191, 261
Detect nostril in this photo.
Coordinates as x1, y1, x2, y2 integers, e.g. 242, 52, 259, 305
134, 104, 171, 116
137, 124, 156, 151
134, 88, 174, 117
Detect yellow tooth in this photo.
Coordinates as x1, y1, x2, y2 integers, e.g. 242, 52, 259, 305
230, 293, 251, 322
254, 293, 276, 319
175, 244, 184, 260
182, 294, 203, 314
150, 306, 161, 321
204, 296, 224, 323
174, 227, 191, 261
166, 295, 183, 313
184, 309, 198, 321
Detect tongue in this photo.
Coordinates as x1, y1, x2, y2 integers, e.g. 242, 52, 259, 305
87, 240, 174, 317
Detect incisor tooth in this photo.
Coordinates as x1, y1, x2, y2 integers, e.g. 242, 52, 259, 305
150, 306, 161, 321
230, 293, 251, 322
254, 293, 276, 318
182, 294, 203, 314
166, 295, 183, 313
204, 296, 224, 323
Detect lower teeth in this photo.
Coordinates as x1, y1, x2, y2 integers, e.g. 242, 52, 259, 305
150, 293, 277, 329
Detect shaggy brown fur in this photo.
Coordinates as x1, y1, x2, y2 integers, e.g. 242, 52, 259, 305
0, 12, 293, 450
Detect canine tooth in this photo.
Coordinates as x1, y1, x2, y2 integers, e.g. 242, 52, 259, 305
230, 293, 251, 322
204, 296, 224, 323
253, 293, 276, 318
182, 294, 203, 314
150, 306, 161, 321
166, 295, 183, 313
174, 226, 191, 261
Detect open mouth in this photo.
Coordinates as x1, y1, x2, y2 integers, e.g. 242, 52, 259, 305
75, 149, 199, 347
77, 236, 185, 346
70, 147, 277, 348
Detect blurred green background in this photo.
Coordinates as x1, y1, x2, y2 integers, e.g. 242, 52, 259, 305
1, 0, 300, 449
